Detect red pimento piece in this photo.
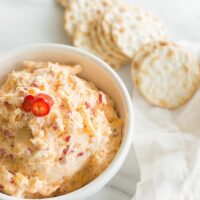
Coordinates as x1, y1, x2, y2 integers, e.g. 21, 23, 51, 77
27, 147, 33, 153
31, 98, 50, 117
18, 91, 24, 95
77, 152, 84, 157
10, 179, 15, 184
3, 101, 10, 107
59, 157, 64, 161
98, 92, 104, 104
63, 145, 69, 155
8, 154, 13, 160
0, 148, 6, 158
65, 135, 71, 143
22, 95, 35, 112
37, 93, 54, 107
52, 124, 58, 130
3, 129, 14, 138
31, 82, 40, 87
85, 102, 91, 109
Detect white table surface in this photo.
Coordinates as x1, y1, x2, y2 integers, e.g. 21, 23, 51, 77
0, 0, 199, 199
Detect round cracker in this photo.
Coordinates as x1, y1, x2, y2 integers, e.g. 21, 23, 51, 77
96, 14, 130, 61
90, 21, 129, 67
110, 5, 169, 58
131, 41, 200, 109
64, 0, 121, 37
100, 4, 130, 59
73, 23, 122, 69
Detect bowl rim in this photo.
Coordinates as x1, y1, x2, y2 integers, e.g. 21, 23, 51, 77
0, 44, 134, 200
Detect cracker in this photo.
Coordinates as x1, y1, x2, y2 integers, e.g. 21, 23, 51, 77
90, 21, 129, 67
73, 23, 122, 69
110, 5, 169, 58
96, 14, 130, 61
131, 41, 200, 109
100, 4, 130, 59
64, 0, 121, 37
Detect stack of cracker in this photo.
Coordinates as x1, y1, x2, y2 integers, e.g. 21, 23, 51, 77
57, 0, 168, 69
58, 0, 200, 109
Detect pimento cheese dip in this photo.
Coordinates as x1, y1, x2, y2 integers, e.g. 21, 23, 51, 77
0, 61, 122, 198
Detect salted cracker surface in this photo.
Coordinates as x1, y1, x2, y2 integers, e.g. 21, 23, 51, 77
132, 41, 200, 109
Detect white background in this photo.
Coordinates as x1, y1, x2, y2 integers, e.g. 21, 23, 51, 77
0, 0, 199, 199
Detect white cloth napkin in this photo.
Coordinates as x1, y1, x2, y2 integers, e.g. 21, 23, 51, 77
132, 42, 200, 200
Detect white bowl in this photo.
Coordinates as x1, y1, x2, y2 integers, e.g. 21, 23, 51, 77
0, 44, 134, 200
